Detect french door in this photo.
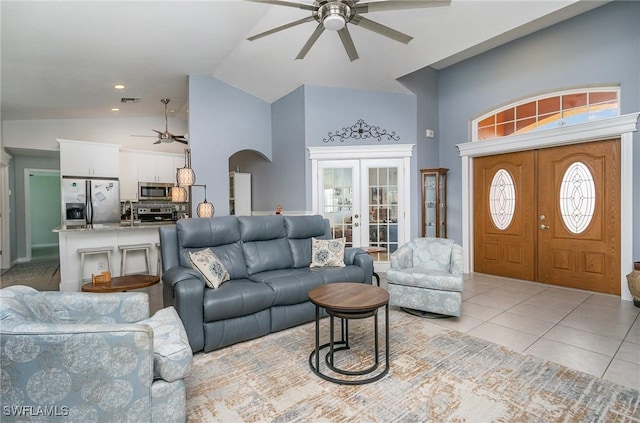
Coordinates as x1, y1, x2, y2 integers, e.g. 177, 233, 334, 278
474, 139, 621, 294
317, 158, 406, 266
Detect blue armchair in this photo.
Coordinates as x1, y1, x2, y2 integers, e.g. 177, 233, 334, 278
386, 237, 464, 317
0, 285, 192, 422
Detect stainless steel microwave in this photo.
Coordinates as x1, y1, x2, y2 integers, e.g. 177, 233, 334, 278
138, 182, 174, 200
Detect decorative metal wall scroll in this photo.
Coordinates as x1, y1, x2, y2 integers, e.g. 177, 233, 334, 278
323, 119, 400, 143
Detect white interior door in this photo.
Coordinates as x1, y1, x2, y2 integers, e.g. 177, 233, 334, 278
317, 160, 361, 248
316, 158, 406, 269
360, 159, 404, 264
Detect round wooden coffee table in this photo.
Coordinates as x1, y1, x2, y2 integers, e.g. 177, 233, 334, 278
81, 274, 159, 293
308, 282, 390, 385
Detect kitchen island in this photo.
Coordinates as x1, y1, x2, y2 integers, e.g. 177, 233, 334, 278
54, 222, 174, 292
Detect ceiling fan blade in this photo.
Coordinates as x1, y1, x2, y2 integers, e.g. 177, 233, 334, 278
247, 16, 315, 41
245, 0, 314, 11
130, 135, 157, 138
357, 0, 450, 13
175, 139, 189, 145
152, 129, 163, 135
153, 139, 162, 145
337, 26, 359, 62
296, 24, 325, 60
351, 16, 412, 44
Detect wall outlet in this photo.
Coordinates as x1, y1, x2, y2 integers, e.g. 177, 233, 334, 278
97, 260, 106, 270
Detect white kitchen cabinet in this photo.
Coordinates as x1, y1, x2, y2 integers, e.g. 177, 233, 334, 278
137, 152, 180, 183
174, 155, 185, 175
229, 172, 251, 216
119, 151, 139, 201
59, 139, 119, 178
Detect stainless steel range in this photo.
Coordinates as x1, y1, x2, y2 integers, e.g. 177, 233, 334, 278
137, 207, 176, 223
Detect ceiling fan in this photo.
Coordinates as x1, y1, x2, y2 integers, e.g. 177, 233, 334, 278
247, 0, 451, 61
133, 98, 188, 145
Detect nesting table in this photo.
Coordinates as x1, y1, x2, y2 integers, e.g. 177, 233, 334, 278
361, 246, 387, 286
308, 282, 390, 385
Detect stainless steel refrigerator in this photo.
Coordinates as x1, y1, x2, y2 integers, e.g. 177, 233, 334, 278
61, 177, 120, 227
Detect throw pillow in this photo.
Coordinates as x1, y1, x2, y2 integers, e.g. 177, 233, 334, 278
310, 237, 346, 268
189, 248, 230, 289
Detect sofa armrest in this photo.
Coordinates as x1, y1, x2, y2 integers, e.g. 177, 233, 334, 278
390, 244, 413, 269
346, 247, 374, 285
450, 243, 464, 276
162, 266, 206, 352
1, 321, 154, 418
44, 291, 149, 324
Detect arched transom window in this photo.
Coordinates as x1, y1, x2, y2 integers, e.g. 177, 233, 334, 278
473, 88, 620, 141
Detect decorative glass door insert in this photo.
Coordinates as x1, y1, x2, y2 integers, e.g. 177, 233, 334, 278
364, 162, 401, 260
319, 160, 360, 247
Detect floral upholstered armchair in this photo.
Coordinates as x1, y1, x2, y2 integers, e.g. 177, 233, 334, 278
386, 237, 464, 317
0, 285, 192, 422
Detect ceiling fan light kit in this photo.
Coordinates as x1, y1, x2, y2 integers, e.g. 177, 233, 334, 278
247, 0, 450, 61
319, 2, 350, 30
322, 14, 345, 31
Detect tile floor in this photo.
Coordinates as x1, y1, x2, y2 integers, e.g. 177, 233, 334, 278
381, 272, 640, 391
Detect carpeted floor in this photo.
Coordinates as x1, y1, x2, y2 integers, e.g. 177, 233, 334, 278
186, 309, 640, 422
0, 259, 60, 291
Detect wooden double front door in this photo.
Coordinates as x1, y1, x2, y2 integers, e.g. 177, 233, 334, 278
474, 139, 620, 294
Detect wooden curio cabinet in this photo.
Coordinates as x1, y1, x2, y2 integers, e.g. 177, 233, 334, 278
421, 168, 448, 238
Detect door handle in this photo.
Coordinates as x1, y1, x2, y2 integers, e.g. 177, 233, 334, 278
539, 224, 550, 230
539, 214, 546, 220
354, 222, 359, 227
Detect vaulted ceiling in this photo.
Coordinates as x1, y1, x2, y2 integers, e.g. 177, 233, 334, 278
1, 1, 607, 122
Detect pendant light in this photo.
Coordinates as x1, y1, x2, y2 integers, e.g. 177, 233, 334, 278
177, 148, 195, 186
197, 200, 215, 218
171, 186, 187, 203
193, 184, 215, 218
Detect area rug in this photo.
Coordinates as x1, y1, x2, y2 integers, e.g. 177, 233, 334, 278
0, 260, 60, 291
186, 309, 640, 422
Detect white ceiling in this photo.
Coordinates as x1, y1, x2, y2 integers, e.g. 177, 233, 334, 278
1, 0, 607, 122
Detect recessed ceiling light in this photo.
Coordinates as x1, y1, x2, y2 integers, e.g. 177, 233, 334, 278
113, 84, 126, 90
111, 107, 120, 112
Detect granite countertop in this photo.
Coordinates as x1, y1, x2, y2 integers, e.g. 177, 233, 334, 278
53, 221, 176, 233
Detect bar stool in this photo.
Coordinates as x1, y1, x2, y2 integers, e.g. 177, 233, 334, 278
119, 243, 152, 276
155, 242, 162, 277
78, 246, 113, 282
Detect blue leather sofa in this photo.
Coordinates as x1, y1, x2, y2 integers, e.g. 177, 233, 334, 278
159, 214, 373, 353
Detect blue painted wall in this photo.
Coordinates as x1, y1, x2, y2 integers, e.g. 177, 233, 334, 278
303, 85, 416, 149
435, 1, 639, 251
398, 67, 440, 237
197, 81, 418, 230
229, 86, 307, 212
188, 75, 272, 215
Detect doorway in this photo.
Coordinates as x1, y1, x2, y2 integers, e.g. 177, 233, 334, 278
309, 144, 414, 272
25, 169, 61, 261
317, 158, 404, 257
474, 139, 620, 294
459, 113, 638, 300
